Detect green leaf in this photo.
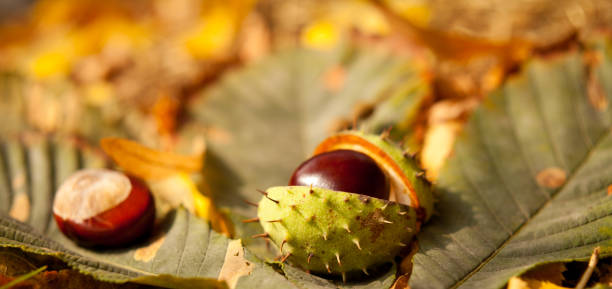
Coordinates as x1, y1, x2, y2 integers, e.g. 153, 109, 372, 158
189, 47, 428, 217
410, 38, 612, 289
0, 46, 427, 289
1, 207, 227, 289
281, 261, 397, 289
190, 46, 426, 288
0, 137, 227, 288
234, 246, 397, 289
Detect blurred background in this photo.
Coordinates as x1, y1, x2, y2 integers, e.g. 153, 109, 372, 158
0, 0, 610, 153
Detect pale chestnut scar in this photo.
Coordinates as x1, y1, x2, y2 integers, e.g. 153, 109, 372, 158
53, 169, 131, 222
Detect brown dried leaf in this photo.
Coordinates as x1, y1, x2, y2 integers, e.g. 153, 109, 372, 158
521, 263, 566, 285
599, 258, 612, 286
0, 269, 151, 289
100, 137, 204, 180
378, 0, 533, 64
390, 274, 410, 289
152, 93, 181, 137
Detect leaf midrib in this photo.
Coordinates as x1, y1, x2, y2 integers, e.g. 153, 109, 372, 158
449, 128, 610, 289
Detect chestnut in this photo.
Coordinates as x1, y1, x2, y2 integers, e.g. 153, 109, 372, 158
52, 169, 155, 247
289, 149, 389, 199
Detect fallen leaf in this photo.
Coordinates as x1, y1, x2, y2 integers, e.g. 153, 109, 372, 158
379, 0, 533, 64
192, 184, 235, 238
147, 173, 234, 237
390, 274, 410, 289
521, 263, 566, 285
507, 277, 568, 289
409, 38, 612, 289
152, 93, 181, 137
148, 174, 197, 217
421, 121, 462, 181
181, 1, 255, 60
300, 19, 340, 50
100, 137, 203, 180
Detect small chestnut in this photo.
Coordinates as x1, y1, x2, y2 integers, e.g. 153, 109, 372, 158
53, 169, 155, 247
289, 149, 389, 199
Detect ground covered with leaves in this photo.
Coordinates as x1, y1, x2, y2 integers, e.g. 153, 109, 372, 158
0, 0, 612, 289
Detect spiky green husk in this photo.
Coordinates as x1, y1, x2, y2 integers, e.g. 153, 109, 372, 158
258, 186, 417, 276
313, 131, 434, 222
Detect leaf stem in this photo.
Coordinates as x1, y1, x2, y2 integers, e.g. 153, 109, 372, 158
575, 247, 600, 289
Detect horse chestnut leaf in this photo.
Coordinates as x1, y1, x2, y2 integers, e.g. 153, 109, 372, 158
289, 149, 389, 199
53, 169, 155, 247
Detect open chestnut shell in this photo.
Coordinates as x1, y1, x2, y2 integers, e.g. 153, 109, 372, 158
255, 131, 433, 281
53, 169, 155, 247
311, 131, 433, 223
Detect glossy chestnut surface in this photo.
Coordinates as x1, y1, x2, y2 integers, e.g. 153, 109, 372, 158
53, 169, 155, 247
289, 149, 389, 199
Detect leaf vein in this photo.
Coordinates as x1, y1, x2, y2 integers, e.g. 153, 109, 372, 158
451, 128, 610, 289
529, 68, 569, 170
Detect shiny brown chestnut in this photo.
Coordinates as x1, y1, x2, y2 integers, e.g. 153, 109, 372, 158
53, 169, 155, 247
289, 149, 390, 200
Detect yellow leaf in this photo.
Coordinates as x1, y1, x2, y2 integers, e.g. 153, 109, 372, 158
421, 121, 462, 181
84, 82, 114, 106
152, 93, 180, 136
27, 49, 71, 79
147, 173, 234, 237
390, 274, 410, 289
327, 0, 390, 36
301, 19, 340, 50
100, 137, 203, 180
507, 277, 569, 289
147, 174, 197, 218
384, 0, 431, 28
183, 7, 236, 59
193, 187, 234, 238
182, 0, 255, 60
